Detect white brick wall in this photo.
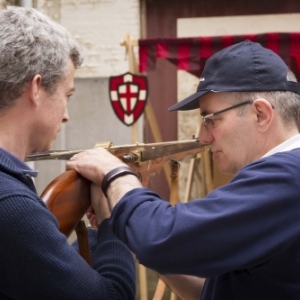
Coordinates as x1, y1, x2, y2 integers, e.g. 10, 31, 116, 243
37, 0, 140, 78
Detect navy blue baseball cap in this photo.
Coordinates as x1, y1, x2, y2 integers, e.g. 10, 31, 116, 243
168, 40, 300, 111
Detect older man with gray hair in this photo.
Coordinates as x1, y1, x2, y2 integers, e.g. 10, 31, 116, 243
68, 40, 300, 299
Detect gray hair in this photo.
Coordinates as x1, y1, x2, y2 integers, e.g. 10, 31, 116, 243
0, 6, 83, 109
227, 70, 300, 127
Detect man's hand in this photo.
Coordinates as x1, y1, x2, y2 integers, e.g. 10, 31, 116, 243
67, 148, 142, 211
66, 148, 127, 185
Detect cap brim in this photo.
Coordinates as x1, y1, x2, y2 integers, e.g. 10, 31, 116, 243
168, 90, 209, 111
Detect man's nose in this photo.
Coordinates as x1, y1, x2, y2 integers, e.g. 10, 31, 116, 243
199, 123, 214, 144
62, 109, 69, 123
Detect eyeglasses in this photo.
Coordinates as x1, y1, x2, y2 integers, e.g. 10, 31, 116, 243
201, 100, 253, 129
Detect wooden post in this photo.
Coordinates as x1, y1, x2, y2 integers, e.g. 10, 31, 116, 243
151, 160, 180, 300
184, 120, 200, 202
152, 279, 166, 300
168, 160, 179, 300
120, 32, 139, 142
120, 32, 148, 300
184, 119, 213, 201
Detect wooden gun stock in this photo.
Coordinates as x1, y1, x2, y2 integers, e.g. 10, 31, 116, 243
41, 170, 91, 237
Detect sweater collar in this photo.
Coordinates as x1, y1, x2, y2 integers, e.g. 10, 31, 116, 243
0, 148, 38, 177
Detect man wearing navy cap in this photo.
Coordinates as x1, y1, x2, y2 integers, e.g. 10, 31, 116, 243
68, 41, 300, 299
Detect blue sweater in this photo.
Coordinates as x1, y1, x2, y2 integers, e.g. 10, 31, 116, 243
110, 149, 300, 299
0, 151, 136, 299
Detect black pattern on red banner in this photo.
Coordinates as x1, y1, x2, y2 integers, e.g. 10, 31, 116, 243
139, 33, 300, 79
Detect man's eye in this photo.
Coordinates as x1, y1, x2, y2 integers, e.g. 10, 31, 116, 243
206, 119, 215, 127
212, 117, 223, 127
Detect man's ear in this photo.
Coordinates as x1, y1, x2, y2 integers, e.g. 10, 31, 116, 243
28, 74, 43, 107
252, 99, 274, 132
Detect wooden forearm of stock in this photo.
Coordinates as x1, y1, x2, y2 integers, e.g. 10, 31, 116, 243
40, 170, 91, 237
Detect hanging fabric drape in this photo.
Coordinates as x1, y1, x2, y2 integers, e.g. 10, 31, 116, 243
139, 32, 300, 78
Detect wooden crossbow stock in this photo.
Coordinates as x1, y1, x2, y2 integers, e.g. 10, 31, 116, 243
26, 138, 207, 239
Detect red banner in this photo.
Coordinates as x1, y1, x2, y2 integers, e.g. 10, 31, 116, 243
139, 33, 300, 79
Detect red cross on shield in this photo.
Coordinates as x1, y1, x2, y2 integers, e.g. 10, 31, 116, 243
109, 72, 148, 126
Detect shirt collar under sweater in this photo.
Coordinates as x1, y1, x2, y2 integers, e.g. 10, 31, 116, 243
263, 134, 300, 158
0, 147, 38, 177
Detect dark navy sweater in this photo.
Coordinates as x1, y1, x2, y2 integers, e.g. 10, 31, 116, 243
0, 150, 136, 299
111, 149, 300, 299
